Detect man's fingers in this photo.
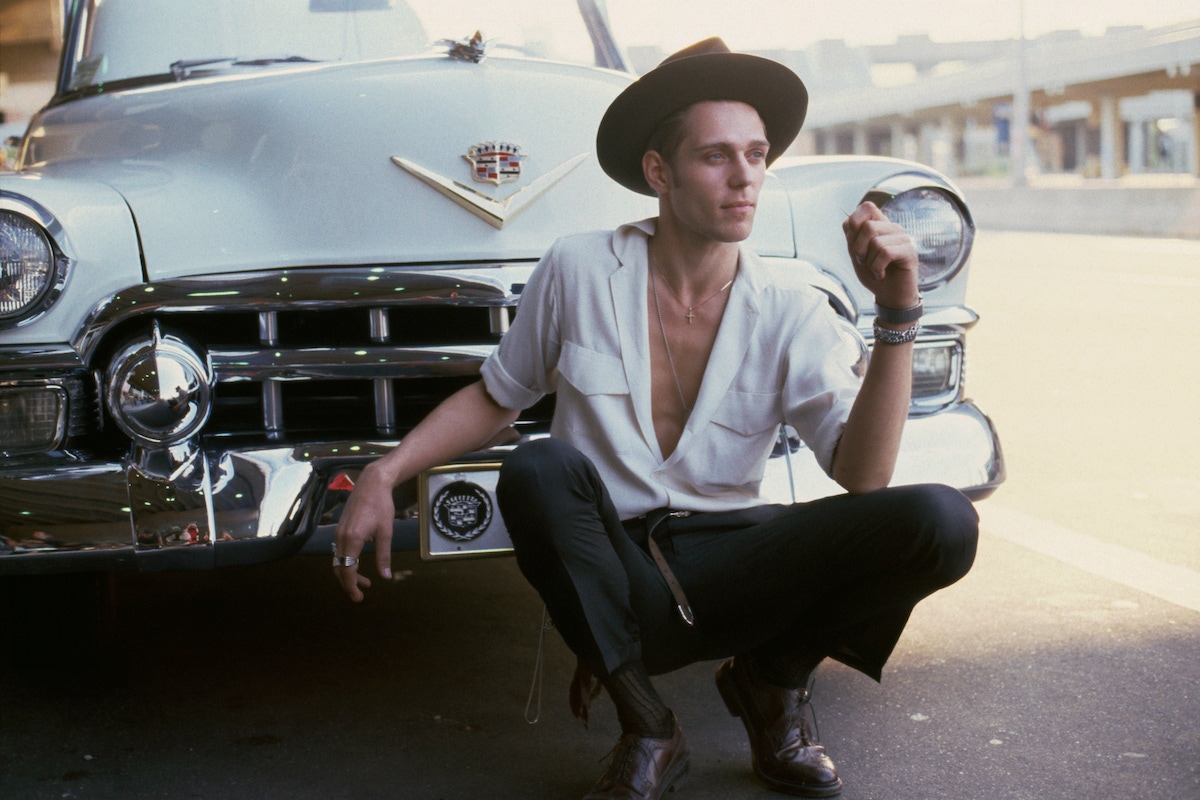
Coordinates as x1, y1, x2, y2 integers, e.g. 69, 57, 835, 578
869, 233, 915, 270
374, 520, 394, 580
848, 218, 896, 259
333, 513, 370, 599
848, 222, 914, 278
843, 200, 886, 233
844, 199, 883, 219
335, 565, 371, 602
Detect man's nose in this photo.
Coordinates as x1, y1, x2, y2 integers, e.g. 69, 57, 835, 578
729, 155, 754, 186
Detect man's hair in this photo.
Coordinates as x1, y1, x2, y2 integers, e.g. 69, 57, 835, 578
644, 104, 694, 168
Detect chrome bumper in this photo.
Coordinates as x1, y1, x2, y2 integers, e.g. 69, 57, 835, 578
0, 444, 332, 574
0, 401, 1004, 575
762, 400, 1005, 504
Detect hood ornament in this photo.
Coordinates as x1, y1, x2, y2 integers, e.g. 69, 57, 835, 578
391, 151, 589, 229
465, 141, 523, 186
439, 30, 487, 63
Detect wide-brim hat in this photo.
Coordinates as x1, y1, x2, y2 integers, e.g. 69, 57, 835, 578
596, 37, 808, 196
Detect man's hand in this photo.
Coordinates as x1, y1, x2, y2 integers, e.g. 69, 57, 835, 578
328, 379, 522, 602
842, 201, 920, 310
333, 460, 397, 602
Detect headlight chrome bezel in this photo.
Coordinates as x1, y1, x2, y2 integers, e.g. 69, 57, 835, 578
0, 198, 71, 329
864, 174, 975, 291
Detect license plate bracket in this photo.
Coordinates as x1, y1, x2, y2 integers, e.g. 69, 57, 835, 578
418, 462, 513, 559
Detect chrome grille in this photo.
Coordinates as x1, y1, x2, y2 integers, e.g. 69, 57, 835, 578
76, 265, 541, 442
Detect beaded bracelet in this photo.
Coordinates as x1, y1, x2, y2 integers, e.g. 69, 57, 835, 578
872, 320, 920, 345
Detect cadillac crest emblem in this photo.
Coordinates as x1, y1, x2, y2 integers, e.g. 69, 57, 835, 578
430, 480, 494, 543
465, 141, 524, 185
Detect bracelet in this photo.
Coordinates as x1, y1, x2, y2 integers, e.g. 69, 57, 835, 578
874, 296, 923, 325
873, 320, 920, 345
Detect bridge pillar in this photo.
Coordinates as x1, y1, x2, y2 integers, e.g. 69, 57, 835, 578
890, 121, 908, 159
820, 129, 837, 156
939, 115, 962, 176
1098, 94, 1125, 179
1191, 93, 1200, 176
1127, 120, 1146, 174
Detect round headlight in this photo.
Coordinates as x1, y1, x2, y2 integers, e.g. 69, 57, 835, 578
105, 328, 214, 446
0, 210, 58, 322
877, 188, 973, 289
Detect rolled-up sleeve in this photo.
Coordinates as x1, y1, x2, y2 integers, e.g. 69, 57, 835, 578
782, 299, 861, 477
480, 242, 563, 411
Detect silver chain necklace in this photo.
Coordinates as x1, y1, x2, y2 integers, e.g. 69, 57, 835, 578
650, 265, 692, 415
656, 268, 734, 324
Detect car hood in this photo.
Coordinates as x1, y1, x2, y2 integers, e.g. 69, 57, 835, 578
23, 57, 793, 280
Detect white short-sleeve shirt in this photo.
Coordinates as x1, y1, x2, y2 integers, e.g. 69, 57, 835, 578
481, 218, 860, 519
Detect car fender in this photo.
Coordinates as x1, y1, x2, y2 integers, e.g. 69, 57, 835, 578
1, 173, 143, 346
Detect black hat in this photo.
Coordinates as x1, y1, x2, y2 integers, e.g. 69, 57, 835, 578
596, 37, 808, 196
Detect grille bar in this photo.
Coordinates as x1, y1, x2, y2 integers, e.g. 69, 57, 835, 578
370, 308, 396, 434
258, 311, 284, 437
74, 266, 523, 363
210, 344, 494, 382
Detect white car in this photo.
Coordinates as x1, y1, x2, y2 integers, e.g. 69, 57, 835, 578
0, 0, 1002, 589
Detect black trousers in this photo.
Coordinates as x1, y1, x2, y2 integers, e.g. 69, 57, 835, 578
496, 438, 979, 682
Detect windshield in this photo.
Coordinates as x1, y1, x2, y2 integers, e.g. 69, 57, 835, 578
65, 0, 615, 91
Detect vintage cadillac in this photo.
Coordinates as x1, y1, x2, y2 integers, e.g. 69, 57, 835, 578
0, 0, 1003, 609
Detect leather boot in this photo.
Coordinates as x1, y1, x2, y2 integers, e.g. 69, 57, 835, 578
715, 657, 842, 797
583, 715, 689, 800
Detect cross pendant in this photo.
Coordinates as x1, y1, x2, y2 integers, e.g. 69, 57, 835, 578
685, 308, 695, 324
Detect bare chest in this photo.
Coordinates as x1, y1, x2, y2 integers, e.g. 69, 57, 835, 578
647, 286, 728, 459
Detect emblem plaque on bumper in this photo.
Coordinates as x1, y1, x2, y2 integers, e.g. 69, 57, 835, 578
419, 462, 513, 559
431, 480, 493, 542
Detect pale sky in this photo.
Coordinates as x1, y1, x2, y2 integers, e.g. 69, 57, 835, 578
604, 0, 1200, 51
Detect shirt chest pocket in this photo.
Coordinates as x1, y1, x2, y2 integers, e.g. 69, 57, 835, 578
690, 389, 783, 491
710, 389, 783, 437
555, 341, 639, 454
557, 341, 630, 396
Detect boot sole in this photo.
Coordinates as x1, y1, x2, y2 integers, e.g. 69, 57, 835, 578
584, 748, 689, 800
661, 755, 689, 798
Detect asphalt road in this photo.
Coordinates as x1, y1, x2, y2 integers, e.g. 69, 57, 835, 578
2, 230, 1198, 800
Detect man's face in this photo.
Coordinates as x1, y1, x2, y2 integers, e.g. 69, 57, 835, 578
655, 100, 769, 244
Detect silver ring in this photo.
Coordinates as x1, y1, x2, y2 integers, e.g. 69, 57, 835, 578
331, 543, 359, 568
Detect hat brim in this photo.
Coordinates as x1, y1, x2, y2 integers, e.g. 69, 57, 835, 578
597, 52, 808, 196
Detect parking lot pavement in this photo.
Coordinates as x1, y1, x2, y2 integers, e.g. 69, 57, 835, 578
1, 504, 1197, 800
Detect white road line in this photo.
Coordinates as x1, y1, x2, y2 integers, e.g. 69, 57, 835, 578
977, 504, 1200, 614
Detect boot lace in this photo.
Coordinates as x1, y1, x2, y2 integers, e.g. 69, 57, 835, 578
779, 676, 823, 754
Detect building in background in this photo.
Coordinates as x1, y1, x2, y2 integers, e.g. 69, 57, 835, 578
633, 21, 1200, 182
0, 0, 61, 166
4, 2, 1199, 181
0, 0, 60, 122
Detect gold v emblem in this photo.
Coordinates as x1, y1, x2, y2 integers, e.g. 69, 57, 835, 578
391, 153, 589, 229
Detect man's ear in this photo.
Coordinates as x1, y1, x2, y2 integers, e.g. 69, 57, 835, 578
642, 150, 672, 197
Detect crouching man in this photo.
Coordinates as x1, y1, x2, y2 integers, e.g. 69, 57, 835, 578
334, 37, 978, 800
